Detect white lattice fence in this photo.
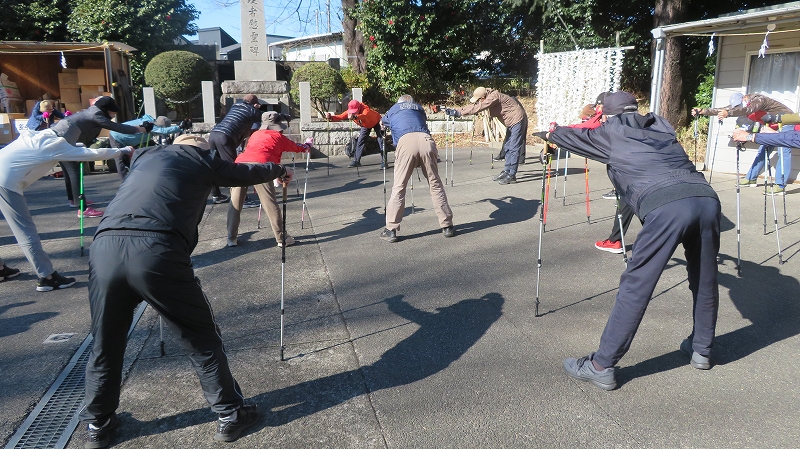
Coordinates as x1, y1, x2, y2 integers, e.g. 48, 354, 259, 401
535, 48, 625, 131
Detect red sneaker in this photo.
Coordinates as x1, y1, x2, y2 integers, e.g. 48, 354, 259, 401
595, 239, 623, 254
79, 207, 104, 218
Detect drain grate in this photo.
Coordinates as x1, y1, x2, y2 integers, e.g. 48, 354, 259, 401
4, 302, 148, 449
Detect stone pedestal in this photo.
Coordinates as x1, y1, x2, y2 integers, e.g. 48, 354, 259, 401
220, 80, 290, 115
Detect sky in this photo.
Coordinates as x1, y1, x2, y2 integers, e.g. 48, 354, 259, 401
189, 0, 344, 42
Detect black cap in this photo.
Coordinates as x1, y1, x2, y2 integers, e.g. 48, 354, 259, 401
595, 91, 612, 105
94, 96, 120, 113
603, 92, 638, 115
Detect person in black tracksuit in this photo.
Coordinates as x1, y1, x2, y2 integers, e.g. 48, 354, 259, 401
208, 94, 266, 202
541, 92, 721, 391
79, 135, 292, 448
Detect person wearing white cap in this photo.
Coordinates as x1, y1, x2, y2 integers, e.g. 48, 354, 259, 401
226, 111, 312, 248
692, 92, 794, 192
445, 87, 528, 184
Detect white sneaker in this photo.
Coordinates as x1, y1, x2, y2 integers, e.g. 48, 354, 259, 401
277, 235, 295, 247
226, 238, 238, 247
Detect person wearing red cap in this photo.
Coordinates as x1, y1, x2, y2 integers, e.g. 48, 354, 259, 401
326, 99, 386, 168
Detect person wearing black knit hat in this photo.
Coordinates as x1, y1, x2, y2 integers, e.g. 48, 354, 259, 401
542, 91, 721, 391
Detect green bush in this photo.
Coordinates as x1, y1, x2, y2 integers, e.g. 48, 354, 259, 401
289, 63, 346, 117
144, 50, 213, 118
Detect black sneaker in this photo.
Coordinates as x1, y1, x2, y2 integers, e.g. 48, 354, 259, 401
492, 154, 505, 161
0, 264, 21, 281
242, 198, 260, 209
602, 190, 617, 200
680, 338, 711, 370
563, 354, 616, 391
497, 173, 517, 185
212, 194, 230, 204
348, 160, 361, 168
442, 226, 455, 238
380, 228, 397, 243
214, 404, 260, 442
85, 414, 119, 449
36, 271, 76, 292
491, 170, 508, 181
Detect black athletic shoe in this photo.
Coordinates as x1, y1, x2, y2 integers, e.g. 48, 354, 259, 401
212, 195, 230, 204
348, 160, 361, 168
380, 228, 398, 243
242, 198, 260, 209
84, 414, 119, 449
497, 173, 517, 185
36, 271, 76, 292
491, 170, 508, 181
442, 226, 455, 238
0, 265, 21, 281
492, 154, 505, 161
214, 404, 260, 443
602, 190, 617, 200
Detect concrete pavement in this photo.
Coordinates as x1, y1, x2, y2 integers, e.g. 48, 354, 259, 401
1, 145, 798, 448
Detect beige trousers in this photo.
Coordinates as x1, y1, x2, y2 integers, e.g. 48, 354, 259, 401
227, 181, 287, 244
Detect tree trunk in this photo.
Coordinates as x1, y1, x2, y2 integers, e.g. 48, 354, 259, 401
653, 0, 688, 128
341, 0, 366, 73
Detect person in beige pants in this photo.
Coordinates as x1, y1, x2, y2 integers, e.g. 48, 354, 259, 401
380, 95, 454, 242
226, 112, 312, 247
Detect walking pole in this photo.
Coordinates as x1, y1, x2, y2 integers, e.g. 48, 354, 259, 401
257, 204, 262, 229
159, 317, 165, 356
470, 115, 476, 165
763, 150, 769, 235
444, 117, 449, 185
708, 119, 723, 183
410, 169, 415, 214
280, 181, 288, 361
584, 157, 591, 223
561, 151, 570, 205
615, 193, 628, 267
543, 152, 553, 232
765, 157, 784, 265
326, 117, 331, 176
79, 161, 85, 256
534, 153, 550, 317
735, 142, 744, 275
449, 115, 455, 187
552, 147, 561, 199
381, 137, 387, 214
693, 115, 699, 165
292, 154, 300, 196
779, 147, 788, 225
301, 150, 311, 229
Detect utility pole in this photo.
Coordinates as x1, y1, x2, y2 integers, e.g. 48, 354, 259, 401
327, 0, 331, 33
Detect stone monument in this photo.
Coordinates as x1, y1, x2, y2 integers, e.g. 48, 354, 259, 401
220, 0, 290, 115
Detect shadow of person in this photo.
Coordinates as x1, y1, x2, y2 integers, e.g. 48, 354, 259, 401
313, 206, 383, 244
456, 196, 538, 235
306, 178, 382, 200
259, 292, 504, 426
0, 301, 58, 338
614, 257, 799, 387
109, 293, 504, 444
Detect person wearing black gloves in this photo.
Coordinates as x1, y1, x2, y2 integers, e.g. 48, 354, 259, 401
50, 96, 145, 216
207, 94, 268, 203
543, 91, 721, 391
446, 87, 528, 184
79, 134, 292, 448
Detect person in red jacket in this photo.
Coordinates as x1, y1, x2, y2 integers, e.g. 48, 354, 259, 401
326, 100, 386, 168
226, 112, 312, 248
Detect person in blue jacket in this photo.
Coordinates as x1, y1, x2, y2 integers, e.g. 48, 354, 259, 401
109, 115, 181, 179
26, 100, 65, 131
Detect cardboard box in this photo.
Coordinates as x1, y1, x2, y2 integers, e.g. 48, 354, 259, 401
0, 113, 26, 124
81, 85, 105, 94
0, 123, 14, 144
12, 118, 30, 134
58, 72, 80, 88
63, 103, 82, 114
60, 88, 81, 104
0, 113, 27, 142
77, 68, 105, 86
81, 59, 105, 68
81, 91, 104, 109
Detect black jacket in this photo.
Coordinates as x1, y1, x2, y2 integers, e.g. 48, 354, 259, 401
50, 105, 140, 146
96, 144, 284, 251
549, 112, 718, 219
211, 101, 263, 145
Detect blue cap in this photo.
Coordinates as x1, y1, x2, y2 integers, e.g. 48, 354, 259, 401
729, 92, 744, 107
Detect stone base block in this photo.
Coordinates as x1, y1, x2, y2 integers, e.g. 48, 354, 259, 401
221, 80, 289, 95
234, 60, 276, 81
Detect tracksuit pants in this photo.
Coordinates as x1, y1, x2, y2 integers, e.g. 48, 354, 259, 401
354, 124, 385, 163
502, 120, 528, 177
0, 187, 55, 278
593, 196, 721, 369
80, 231, 244, 425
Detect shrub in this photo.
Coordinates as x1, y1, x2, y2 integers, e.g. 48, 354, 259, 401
144, 50, 213, 118
289, 63, 346, 117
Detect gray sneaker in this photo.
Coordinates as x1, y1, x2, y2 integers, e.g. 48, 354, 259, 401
380, 228, 398, 243
491, 170, 508, 181
563, 354, 617, 390
680, 339, 711, 370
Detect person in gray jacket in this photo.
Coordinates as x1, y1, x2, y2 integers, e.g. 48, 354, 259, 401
50, 96, 146, 216
541, 92, 721, 391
